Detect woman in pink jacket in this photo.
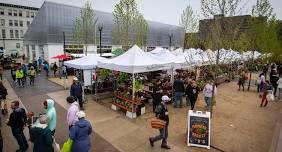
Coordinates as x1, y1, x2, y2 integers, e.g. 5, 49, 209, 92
66, 96, 79, 129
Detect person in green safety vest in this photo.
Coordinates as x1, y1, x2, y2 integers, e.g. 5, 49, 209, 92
28, 66, 36, 86
16, 67, 24, 87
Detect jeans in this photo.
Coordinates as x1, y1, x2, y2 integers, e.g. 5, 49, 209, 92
151, 126, 168, 146
11, 128, 28, 150
189, 97, 197, 110
174, 92, 184, 108
74, 96, 83, 108
204, 97, 212, 111
186, 96, 190, 106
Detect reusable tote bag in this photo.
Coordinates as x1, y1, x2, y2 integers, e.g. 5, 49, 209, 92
61, 138, 73, 152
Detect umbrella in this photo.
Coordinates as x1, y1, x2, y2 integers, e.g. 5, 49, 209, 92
52, 54, 72, 60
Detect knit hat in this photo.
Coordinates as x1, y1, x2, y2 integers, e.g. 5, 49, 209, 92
76, 111, 86, 119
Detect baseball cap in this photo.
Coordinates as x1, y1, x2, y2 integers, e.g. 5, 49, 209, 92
162, 95, 171, 102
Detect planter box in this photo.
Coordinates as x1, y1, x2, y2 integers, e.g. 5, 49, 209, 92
141, 107, 146, 115
126, 111, 137, 119
111, 104, 120, 111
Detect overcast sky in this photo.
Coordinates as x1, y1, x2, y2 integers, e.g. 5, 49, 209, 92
3, 0, 282, 25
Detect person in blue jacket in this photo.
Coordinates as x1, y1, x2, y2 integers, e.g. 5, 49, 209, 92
70, 111, 92, 152
70, 77, 83, 110
43, 99, 57, 136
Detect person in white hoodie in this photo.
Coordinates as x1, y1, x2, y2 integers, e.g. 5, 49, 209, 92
278, 76, 282, 100
203, 80, 217, 111
66, 96, 79, 129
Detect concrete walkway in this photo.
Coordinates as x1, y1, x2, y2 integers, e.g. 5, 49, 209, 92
2, 71, 119, 152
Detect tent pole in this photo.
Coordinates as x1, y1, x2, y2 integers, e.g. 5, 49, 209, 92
171, 68, 174, 103
132, 73, 135, 115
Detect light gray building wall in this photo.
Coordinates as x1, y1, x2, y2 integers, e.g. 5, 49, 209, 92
24, 1, 184, 63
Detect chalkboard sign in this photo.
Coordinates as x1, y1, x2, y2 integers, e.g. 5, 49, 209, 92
187, 110, 211, 149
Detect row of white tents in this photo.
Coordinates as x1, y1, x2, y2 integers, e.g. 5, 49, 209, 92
64, 45, 263, 71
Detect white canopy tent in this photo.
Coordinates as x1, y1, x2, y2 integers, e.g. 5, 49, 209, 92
150, 47, 164, 54
97, 45, 173, 118
64, 54, 107, 70
97, 45, 172, 73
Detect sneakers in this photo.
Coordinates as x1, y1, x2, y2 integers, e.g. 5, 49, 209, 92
149, 138, 154, 147
161, 145, 171, 149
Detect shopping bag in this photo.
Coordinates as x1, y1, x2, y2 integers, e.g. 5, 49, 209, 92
52, 137, 60, 152
151, 118, 166, 129
61, 138, 73, 152
266, 93, 275, 101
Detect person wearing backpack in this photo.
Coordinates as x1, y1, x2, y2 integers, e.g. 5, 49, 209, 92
260, 80, 273, 107
6, 100, 29, 152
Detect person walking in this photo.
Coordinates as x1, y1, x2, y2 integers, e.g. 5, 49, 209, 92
260, 80, 273, 107
257, 73, 266, 93
0, 65, 3, 80
152, 79, 163, 112
28, 66, 36, 86
43, 99, 57, 136
278, 76, 282, 100
16, 67, 24, 87
238, 70, 247, 91
203, 80, 216, 111
173, 76, 185, 108
43, 62, 49, 77
21, 64, 28, 82
0, 81, 8, 115
11, 66, 17, 82
37, 57, 42, 72
70, 77, 84, 110
32, 60, 38, 74
30, 115, 54, 152
66, 96, 79, 129
62, 65, 67, 79
69, 111, 92, 152
185, 80, 200, 110
149, 95, 171, 149
270, 70, 279, 97
53, 62, 58, 77
6, 100, 29, 152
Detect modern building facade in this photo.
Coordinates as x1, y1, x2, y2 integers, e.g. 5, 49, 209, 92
24, 1, 184, 63
0, 3, 38, 55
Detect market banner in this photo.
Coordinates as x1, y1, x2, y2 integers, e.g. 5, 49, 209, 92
187, 110, 211, 149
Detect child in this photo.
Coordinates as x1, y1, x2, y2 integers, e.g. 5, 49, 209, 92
260, 80, 273, 107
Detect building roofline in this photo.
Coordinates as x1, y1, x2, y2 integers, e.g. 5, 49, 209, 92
200, 15, 252, 22
0, 2, 39, 10
43, 1, 183, 28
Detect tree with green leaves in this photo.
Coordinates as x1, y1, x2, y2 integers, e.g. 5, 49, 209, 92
73, 1, 98, 56
180, 5, 200, 49
180, 5, 199, 33
239, 0, 279, 90
112, 0, 148, 50
201, 0, 245, 116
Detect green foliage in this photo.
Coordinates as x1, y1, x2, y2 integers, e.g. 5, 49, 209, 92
134, 79, 142, 93
117, 72, 130, 83
112, 0, 148, 48
112, 48, 125, 56
197, 80, 206, 91
180, 5, 199, 33
73, 1, 98, 55
98, 69, 111, 79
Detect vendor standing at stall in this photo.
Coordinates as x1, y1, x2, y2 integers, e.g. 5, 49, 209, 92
152, 79, 163, 112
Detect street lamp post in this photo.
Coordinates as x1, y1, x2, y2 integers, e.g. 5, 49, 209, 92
169, 34, 173, 50
63, 32, 66, 55
98, 24, 103, 56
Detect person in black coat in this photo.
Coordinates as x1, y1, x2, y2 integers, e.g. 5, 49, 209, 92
270, 70, 279, 97
149, 95, 171, 149
185, 80, 199, 110
6, 101, 28, 152
70, 77, 83, 110
173, 76, 185, 108
152, 79, 162, 112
